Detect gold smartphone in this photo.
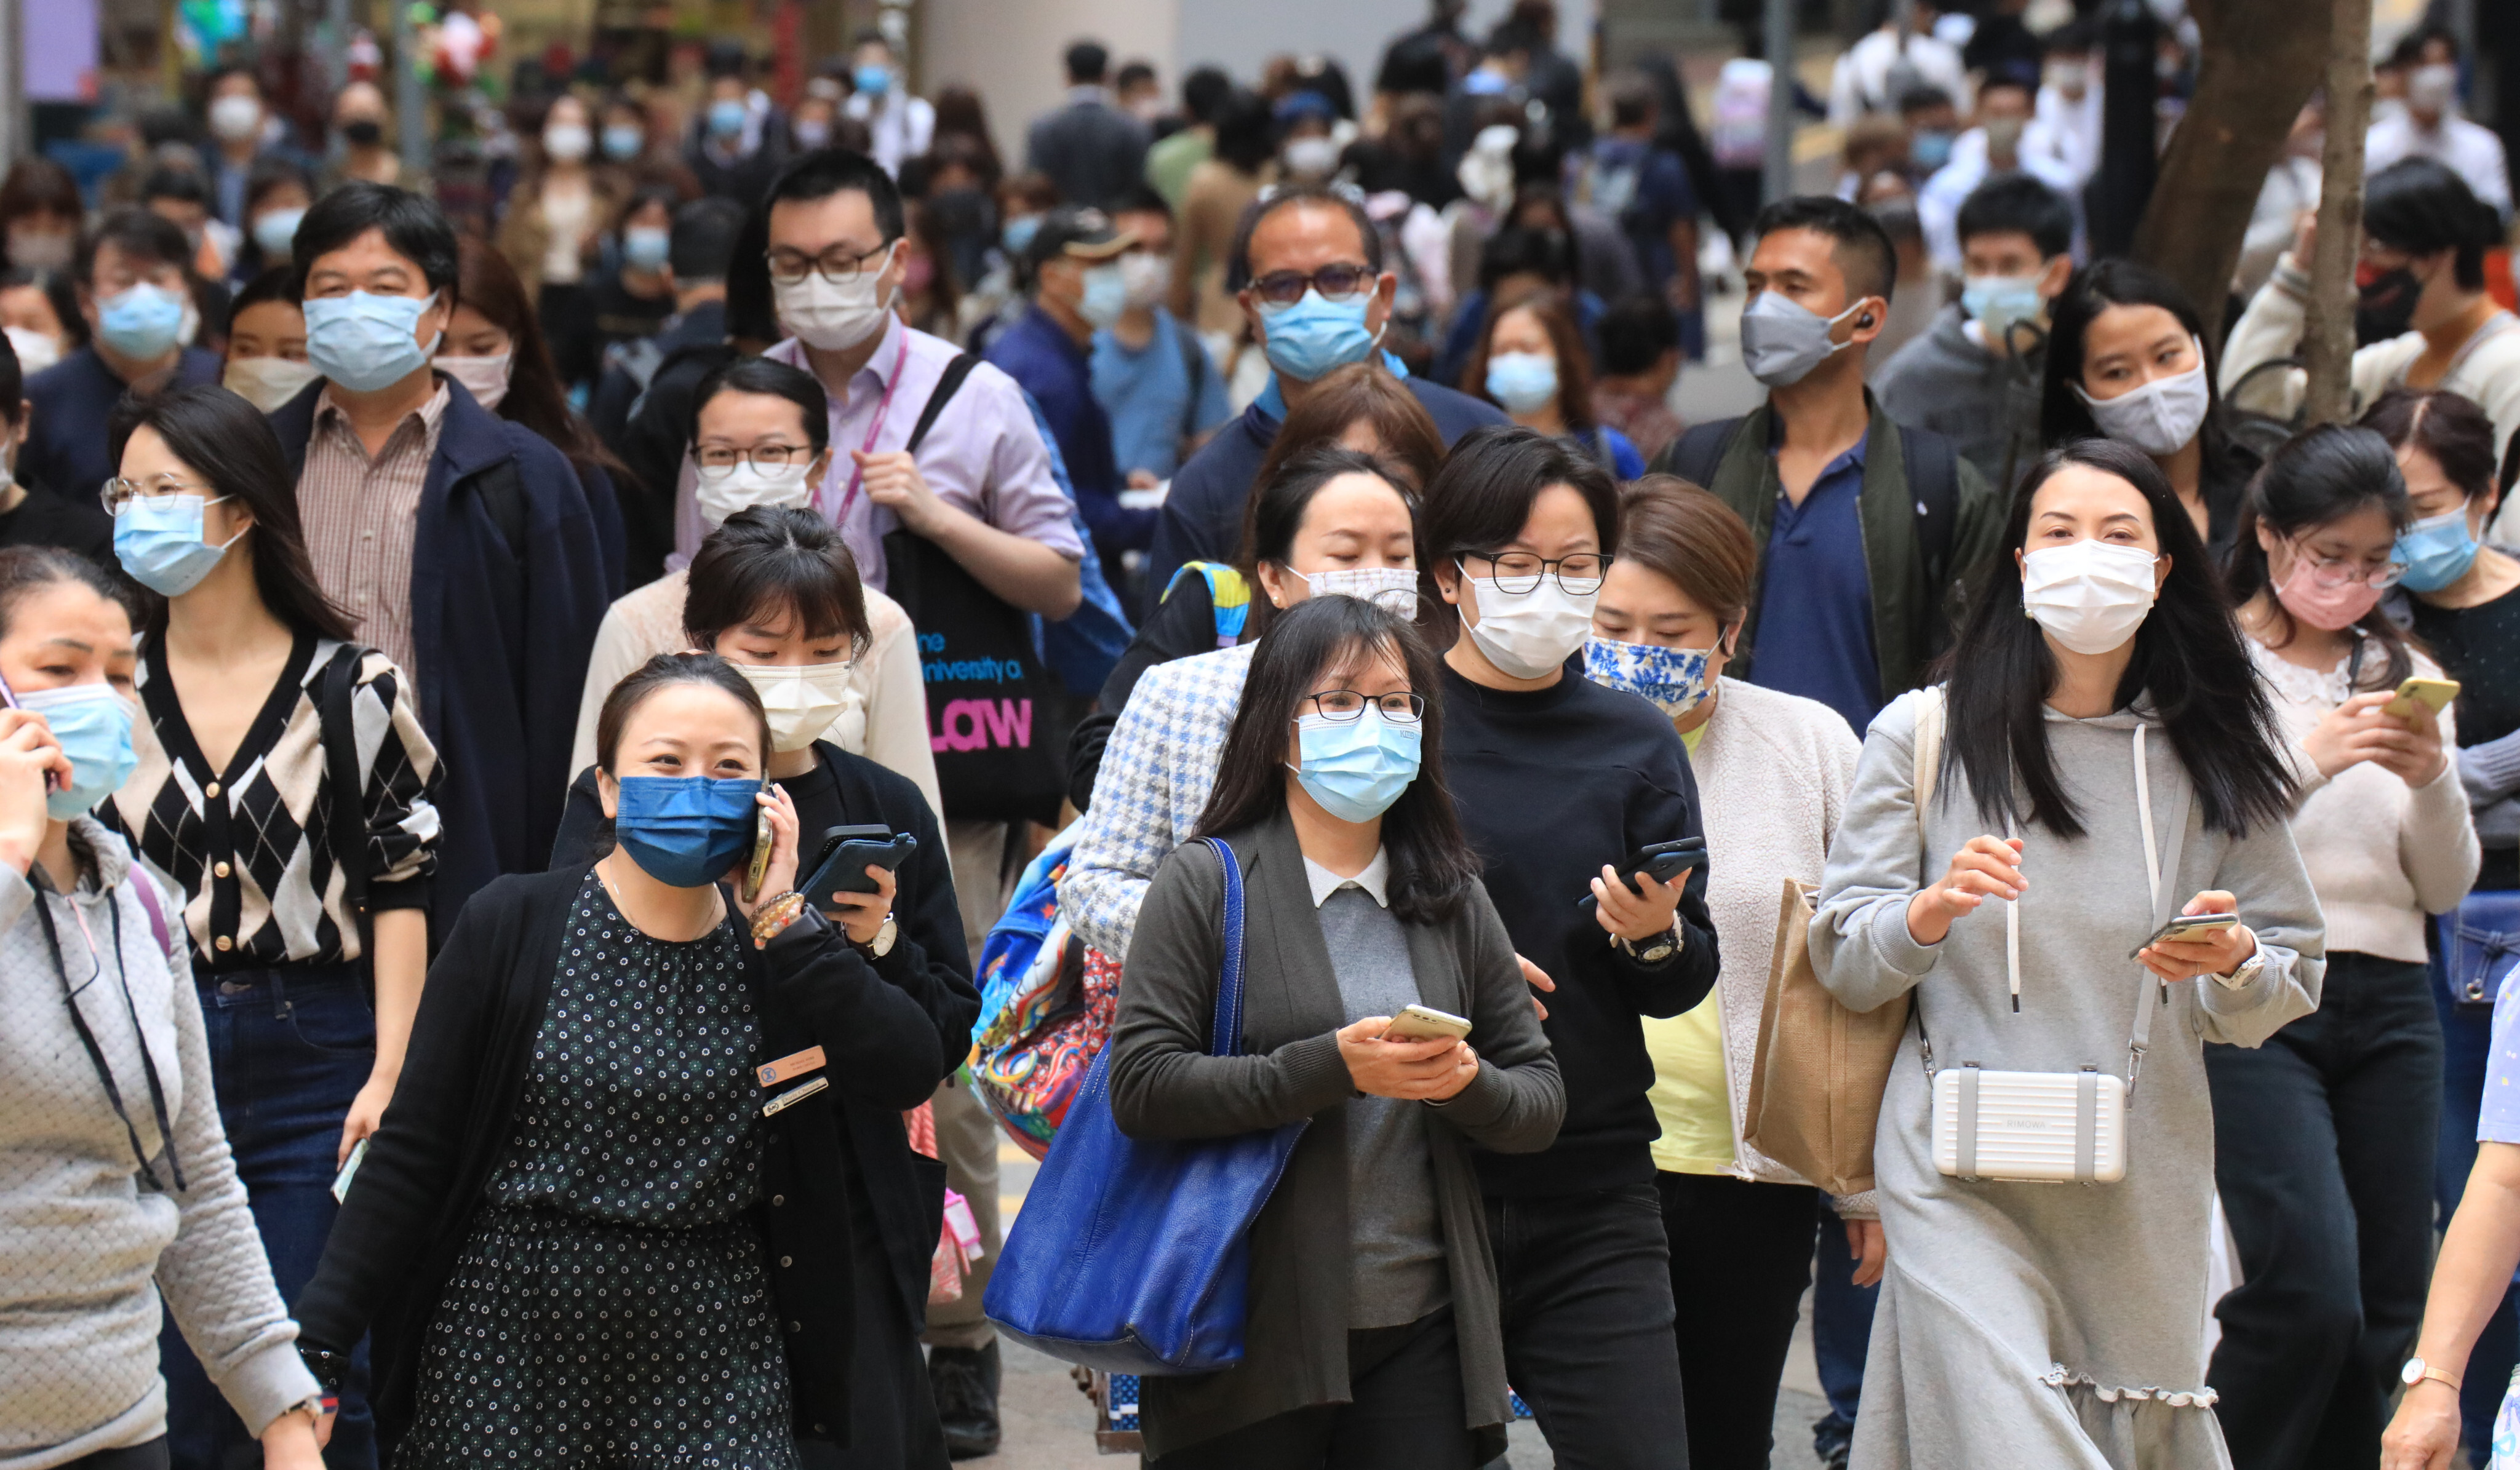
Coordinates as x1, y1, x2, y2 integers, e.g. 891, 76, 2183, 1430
2385, 677, 2460, 722
1381, 1004, 1472, 1043
740, 809, 775, 904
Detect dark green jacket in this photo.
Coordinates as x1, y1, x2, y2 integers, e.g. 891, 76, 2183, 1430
1655, 397, 2006, 704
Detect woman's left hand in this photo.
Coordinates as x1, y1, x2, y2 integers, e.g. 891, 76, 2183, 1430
821, 863, 899, 947
730, 784, 800, 921
2366, 700, 2450, 790
260, 1405, 328, 1464
336, 1070, 396, 1167
2138, 890, 2257, 982
1591, 864, 1686, 945
1844, 1218, 1886, 1288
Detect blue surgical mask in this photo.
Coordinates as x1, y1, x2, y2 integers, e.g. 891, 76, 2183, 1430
1288, 710, 1422, 824
97, 283, 188, 362
611, 774, 764, 889
1002, 215, 1042, 256
1483, 351, 1558, 415
1258, 288, 1381, 384
20, 683, 137, 822
1585, 637, 1716, 720
303, 290, 440, 394
1912, 130, 1955, 170
708, 99, 749, 140
602, 124, 646, 161
2395, 506, 2483, 592
623, 226, 671, 272
854, 63, 893, 97
1077, 263, 1128, 328
114, 493, 247, 597
1960, 274, 2046, 344
250, 207, 305, 260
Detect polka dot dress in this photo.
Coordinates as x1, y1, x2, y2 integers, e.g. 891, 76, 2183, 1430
397, 872, 799, 1469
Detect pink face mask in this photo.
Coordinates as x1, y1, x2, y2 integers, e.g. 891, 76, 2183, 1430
2272, 547, 2386, 630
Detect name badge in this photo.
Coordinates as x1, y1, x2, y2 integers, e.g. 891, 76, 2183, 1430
763, 1076, 831, 1117
758, 1046, 827, 1087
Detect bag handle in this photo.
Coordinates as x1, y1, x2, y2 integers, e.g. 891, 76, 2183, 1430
1198, 836, 1249, 1059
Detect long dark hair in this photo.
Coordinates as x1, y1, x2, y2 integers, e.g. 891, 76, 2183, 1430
108, 385, 359, 642
593, 651, 772, 775
1464, 287, 1599, 433
2040, 260, 2247, 479
452, 236, 621, 479
1941, 438, 2294, 839
684, 506, 871, 658
2361, 387, 2498, 504
1192, 597, 1480, 924
1237, 443, 1418, 639
2222, 423, 2416, 691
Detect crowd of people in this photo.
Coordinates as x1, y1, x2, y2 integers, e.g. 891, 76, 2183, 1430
1, 2, 2518, 1470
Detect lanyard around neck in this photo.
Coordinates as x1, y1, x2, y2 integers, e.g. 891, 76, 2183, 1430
821, 330, 913, 528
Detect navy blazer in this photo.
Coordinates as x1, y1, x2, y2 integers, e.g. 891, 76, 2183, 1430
269, 376, 611, 932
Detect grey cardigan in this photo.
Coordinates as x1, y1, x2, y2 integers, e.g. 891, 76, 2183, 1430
1107, 812, 1563, 1460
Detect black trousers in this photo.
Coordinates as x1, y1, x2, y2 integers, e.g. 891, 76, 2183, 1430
2206, 951, 2442, 1470
1489, 1182, 1690, 1469
1148, 1307, 1476, 1469
63, 1442, 169, 1469
1659, 1172, 1821, 1470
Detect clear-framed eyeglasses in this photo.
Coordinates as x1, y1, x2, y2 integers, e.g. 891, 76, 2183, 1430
2289, 539, 2408, 590
693, 443, 816, 480
100, 475, 219, 514
1459, 550, 1608, 596
1299, 689, 1427, 723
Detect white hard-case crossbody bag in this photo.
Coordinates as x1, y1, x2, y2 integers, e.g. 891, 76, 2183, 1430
1920, 718, 2188, 1185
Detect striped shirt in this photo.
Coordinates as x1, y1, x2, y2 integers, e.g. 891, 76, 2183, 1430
297, 383, 447, 681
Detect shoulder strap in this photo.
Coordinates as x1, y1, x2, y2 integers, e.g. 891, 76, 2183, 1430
1900, 424, 1960, 589
1175, 320, 1208, 442
1911, 685, 1945, 836
126, 867, 172, 961
1662, 416, 1744, 488
1164, 561, 1250, 646
316, 645, 373, 958
908, 352, 983, 456
1199, 836, 1248, 1059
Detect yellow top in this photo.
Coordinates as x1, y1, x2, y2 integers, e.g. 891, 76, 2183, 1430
1648, 721, 1734, 1175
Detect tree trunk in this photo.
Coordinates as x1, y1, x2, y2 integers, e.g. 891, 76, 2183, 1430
2131, 0, 2332, 338
2300, 0, 2372, 426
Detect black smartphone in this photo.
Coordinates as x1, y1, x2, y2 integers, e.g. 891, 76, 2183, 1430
1576, 837, 1706, 911
802, 824, 919, 899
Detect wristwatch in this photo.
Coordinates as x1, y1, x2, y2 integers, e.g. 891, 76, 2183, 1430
855, 913, 898, 959
1614, 924, 1682, 966
2402, 1356, 2461, 1391
2214, 947, 2268, 991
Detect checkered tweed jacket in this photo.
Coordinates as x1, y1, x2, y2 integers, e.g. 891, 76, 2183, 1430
1059, 641, 1255, 960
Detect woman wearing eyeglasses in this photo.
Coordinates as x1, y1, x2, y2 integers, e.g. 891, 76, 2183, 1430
2210, 424, 2479, 1463
97, 384, 442, 1470
1418, 424, 1718, 1462
1107, 594, 1561, 1466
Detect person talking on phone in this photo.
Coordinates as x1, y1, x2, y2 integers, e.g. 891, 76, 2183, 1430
0, 545, 330, 1470
96, 386, 441, 1470
2211, 424, 2478, 1467
295, 653, 978, 1468
1106, 594, 1562, 1467
1812, 437, 2322, 1470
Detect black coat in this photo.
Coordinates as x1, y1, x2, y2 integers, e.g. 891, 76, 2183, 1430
293, 859, 979, 1448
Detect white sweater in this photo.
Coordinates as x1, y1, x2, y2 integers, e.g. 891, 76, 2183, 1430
1641, 678, 1868, 1207
2253, 642, 2480, 963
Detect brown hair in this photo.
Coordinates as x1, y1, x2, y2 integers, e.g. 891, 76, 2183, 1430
593, 651, 771, 774
1247, 361, 1443, 505
1463, 287, 1598, 433
2360, 386, 2499, 504
452, 236, 621, 478
1614, 475, 1758, 633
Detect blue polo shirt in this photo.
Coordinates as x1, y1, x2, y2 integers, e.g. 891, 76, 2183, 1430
1750, 432, 1880, 733
986, 303, 1145, 568
22, 345, 223, 504
1091, 309, 1230, 481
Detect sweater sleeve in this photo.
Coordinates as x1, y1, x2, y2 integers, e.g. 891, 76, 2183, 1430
1811, 693, 1948, 1015
2401, 704, 2482, 915
2193, 813, 2325, 1047
357, 651, 442, 908
2220, 257, 2311, 418
139, 869, 323, 1436
1608, 729, 1720, 1019
1425, 881, 1563, 1153
1061, 668, 1189, 959
1105, 843, 1355, 1140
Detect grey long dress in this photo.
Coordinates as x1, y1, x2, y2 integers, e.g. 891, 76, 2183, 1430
1812, 692, 2324, 1470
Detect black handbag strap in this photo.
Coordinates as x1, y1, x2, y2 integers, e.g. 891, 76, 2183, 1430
315, 645, 373, 963
907, 353, 983, 456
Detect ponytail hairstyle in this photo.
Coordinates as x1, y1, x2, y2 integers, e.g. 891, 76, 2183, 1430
2222, 423, 2416, 692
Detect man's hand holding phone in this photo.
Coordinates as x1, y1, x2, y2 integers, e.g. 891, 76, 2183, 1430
0, 709, 68, 876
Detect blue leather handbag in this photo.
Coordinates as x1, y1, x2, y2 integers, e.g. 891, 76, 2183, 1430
984, 836, 1309, 1374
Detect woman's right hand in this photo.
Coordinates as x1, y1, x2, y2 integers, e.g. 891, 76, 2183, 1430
0, 709, 67, 876
2380, 1378, 2463, 1470
1336, 1018, 1475, 1101
2302, 691, 2402, 779
1904, 835, 2024, 947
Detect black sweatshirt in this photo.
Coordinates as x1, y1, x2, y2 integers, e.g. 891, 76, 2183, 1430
1436, 661, 1719, 1196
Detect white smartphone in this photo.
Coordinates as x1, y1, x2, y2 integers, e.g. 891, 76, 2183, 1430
330, 1137, 368, 1204
1381, 1004, 1472, 1043
2129, 912, 2239, 959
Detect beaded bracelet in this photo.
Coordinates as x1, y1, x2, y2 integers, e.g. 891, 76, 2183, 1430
751, 891, 807, 947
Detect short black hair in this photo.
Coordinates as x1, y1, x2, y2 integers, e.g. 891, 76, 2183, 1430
685, 506, 871, 656
291, 181, 461, 295
690, 355, 832, 456
139, 167, 208, 208
76, 209, 193, 288
2365, 156, 2500, 292
1956, 173, 2075, 261
231, 264, 302, 313
1115, 60, 1157, 93
1182, 65, 1233, 124
1066, 40, 1109, 84
1752, 194, 1897, 304
1896, 84, 1956, 116
1598, 295, 1680, 376
244, 158, 313, 218
1227, 185, 1384, 290
671, 196, 748, 283
1604, 71, 1658, 130
0, 329, 21, 421
764, 148, 904, 244
1111, 185, 1173, 222
1476, 226, 1574, 293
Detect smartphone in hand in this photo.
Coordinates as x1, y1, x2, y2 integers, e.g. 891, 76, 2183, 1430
1380, 1004, 1471, 1043
2128, 912, 2238, 959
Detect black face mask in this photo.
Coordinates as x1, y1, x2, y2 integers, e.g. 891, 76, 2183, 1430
926, 186, 992, 242
2356, 266, 2420, 346
342, 119, 384, 149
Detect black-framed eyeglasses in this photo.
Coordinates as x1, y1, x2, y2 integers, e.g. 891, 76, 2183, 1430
1246, 263, 1377, 307
765, 241, 893, 285
1299, 689, 1426, 723
693, 443, 816, 480
1458, 550, 1608, 596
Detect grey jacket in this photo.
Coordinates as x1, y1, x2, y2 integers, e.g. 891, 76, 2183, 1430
1107, 812, 1563, 1461
1872, 304, 2046, 490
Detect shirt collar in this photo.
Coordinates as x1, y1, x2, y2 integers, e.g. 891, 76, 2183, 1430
315, 378, 451, 442
1304, 848, 1392, 908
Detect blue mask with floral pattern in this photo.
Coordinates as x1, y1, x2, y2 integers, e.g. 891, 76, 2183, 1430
1584, 637, 1716, 720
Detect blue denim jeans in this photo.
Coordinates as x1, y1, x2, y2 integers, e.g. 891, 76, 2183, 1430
2436, 950, 2518, 1469
1809, 1196, 1880, 1461
161, 964, 377, 1470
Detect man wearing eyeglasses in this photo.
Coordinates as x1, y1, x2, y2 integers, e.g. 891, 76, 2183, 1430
1142, 185, 1506, 620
